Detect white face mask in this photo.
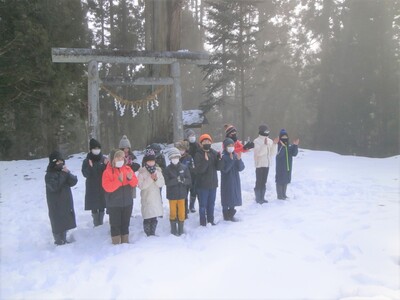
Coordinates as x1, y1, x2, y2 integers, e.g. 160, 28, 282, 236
227, 146, 235, 153
171, 158, 180, 165
115, 160, 124, 168
188, 136, 196, 143
91, 149, 101, 155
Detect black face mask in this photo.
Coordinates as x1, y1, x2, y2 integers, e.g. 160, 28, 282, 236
259, 132, 269, 137
54, 163, 64, 171
280, 138, 289, 144
230, 134, 238, 142
203, 144, 211, 151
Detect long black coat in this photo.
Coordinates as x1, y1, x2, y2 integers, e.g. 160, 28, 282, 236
275, 143, 298, 184
163, 162, 192, 200
194, 148, 221, 189
45, 167, 78, 234
82, 152, 107, 210
220, 150, 245, 208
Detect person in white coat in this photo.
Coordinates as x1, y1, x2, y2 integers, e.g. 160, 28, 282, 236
253, 124, 278, 204
138, 148, 165, 236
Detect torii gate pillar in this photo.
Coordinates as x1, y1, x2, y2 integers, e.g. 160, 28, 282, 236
171, 62, 183, 141
88, 60, 100, 140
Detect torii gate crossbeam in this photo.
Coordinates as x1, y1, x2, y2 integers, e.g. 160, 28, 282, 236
51, 48, 209, 142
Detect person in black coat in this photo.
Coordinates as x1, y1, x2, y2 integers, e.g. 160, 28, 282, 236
194, 134, 222, 226
45, 151, 78, 245
163, 147, 192, 236
184, 129, 201, 212
220, 138, 245, 221
275, 129, 299, 199
82, 138, 108, 227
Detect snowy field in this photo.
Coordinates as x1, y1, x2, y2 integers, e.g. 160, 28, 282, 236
0, 147, 399, 299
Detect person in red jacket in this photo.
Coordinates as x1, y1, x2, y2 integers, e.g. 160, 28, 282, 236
102, 149, 138, 244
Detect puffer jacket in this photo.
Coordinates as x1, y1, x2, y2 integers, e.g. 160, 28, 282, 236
102, 163, 138, 208
163, 162, 192, 200
138, 166, 165, 219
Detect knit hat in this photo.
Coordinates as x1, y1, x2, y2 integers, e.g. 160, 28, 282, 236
108, 149, 123, 163
199, 134, 212, 143
224, 124, 237, 137
147, 143, 162, 155
258, 124, 270, 136
89, 138, 101, 150
119, 135, 131, 149
168, 147, 181, 160
279, 129, 288, 138
223, 138, 234, 148
143, 148, 156, 162
174, 141, 188, 151
184, 129, 195, 140
49, 151, 64, 164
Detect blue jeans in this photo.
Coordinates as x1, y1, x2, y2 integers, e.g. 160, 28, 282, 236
197, 188, 216, 225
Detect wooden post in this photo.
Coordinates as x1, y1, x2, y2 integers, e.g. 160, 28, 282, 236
88, 60, 100, 140
171, 62, 183, 142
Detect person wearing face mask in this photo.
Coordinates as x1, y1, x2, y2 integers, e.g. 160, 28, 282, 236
220, 138, 245, 222
184, 129, 201, 213
174, 141, 195, 218
163, 147, 192, 236
275, 129, 299, 200
45, 151, 78, 245
102, 149, 138, 244
138, 149, 165, 237
194, 134, 222, 226
253, 124, 279, 204
224, 124, 255, 154
82, 138, 108, 227
119, 135, 140, 203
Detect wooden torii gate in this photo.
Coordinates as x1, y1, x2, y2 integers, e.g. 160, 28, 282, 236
51, 48, 209, 142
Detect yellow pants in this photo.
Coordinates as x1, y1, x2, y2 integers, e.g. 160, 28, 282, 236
169, 199, 185, 222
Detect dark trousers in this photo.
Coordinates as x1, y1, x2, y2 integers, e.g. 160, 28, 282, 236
197, 188, 216, 225
255, 167, 269, 189
108, 205, 133, 237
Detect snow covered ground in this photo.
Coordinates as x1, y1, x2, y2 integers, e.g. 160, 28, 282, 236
0, 147, 399, 299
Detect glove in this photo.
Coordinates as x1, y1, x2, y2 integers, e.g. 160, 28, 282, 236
243, 141, 255, 150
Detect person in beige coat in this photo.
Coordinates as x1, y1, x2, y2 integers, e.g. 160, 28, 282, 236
253, 124, 278, 204
138, 148, 165, 236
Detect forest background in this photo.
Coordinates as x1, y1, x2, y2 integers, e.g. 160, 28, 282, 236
0, 0, 398, 160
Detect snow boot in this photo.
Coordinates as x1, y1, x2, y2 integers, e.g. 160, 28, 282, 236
53, 232, 65, 246
283, 184, 288, 199
143, 220, 152, 236
229, 208, 238, 222
170, 220, 178, 235
98, 211, 105, 225
92, 212, 100, 227
177, 221, 184, 236
276, 184, 285, 200
149, 219, 158, 236
261, 187, 268, 203
223, 209, 230, 221
121, 234, 129, 243
189, 196, 196, 213
111, 235, 121, 245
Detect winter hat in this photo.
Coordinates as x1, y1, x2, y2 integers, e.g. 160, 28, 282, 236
119, 135, 131, 149
89, 138, 101, 150
143, 148, 156, 162
258, 124, 270, 136
184, 129, 195, 140
279, 129, 288, 138
147, 143, 162, 155
223, 138, 234, 148
49, 151, 64, 164
174, 141, 188, 151
199, 134, 212, 143
224, 124, 237, 137
108, 149, 122, 163
168, 147, 181, 160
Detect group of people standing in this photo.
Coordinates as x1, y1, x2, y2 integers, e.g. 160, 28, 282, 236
44, 125, 299, 246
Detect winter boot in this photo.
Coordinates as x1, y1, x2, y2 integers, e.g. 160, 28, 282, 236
149, 219, 158, 236
276, 184, 285, 200
98, 211, 105, 225
177, 221, 184, 236
92, 212, 100, 227
143, 220, 152, 236
261, 187, 268, 203
189, 196, 196, 213
53, 232, 65, 246
121, 234, 129, 243
229, 208, 238, 222
283, 184, 288, 199
111, 235, 121, 245
170, 220, 178, 235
